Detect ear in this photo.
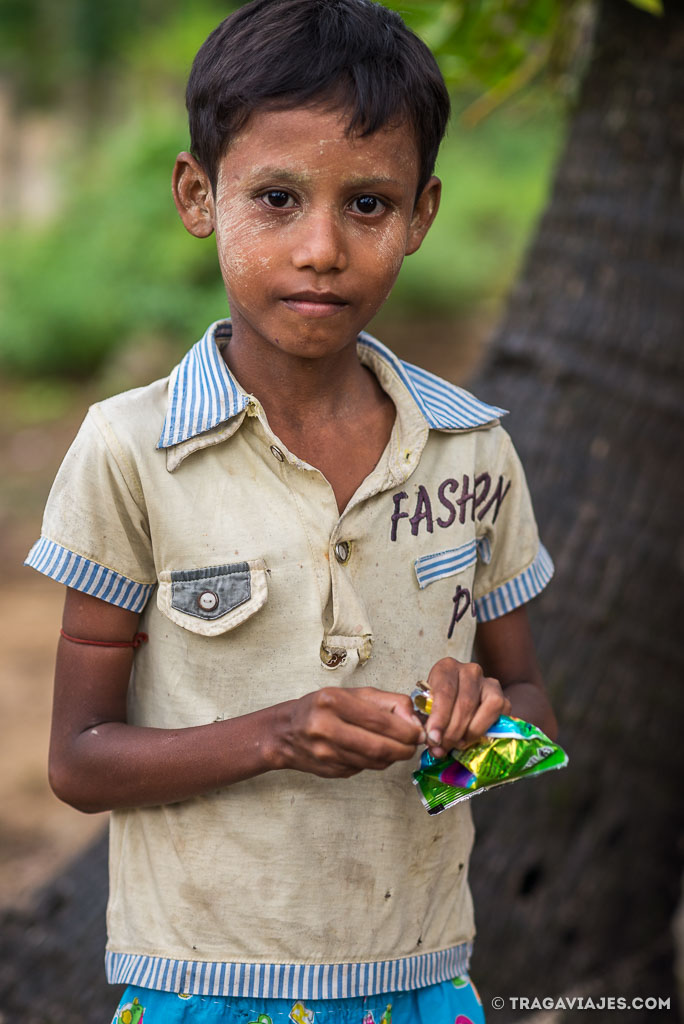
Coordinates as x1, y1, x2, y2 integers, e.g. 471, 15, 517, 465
405, 176, 441, 256
172, 152, 215, 238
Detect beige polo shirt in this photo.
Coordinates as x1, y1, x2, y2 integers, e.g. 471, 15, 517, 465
26, 320, 553, 999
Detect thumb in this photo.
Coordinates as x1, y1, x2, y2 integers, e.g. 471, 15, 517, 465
387, 693, 427, 735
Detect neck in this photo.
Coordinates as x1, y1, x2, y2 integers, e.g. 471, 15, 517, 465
222, 324, 374, 427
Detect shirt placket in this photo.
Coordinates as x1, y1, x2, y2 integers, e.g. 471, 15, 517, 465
246, 393, 429, 676
321, 447, 419, 672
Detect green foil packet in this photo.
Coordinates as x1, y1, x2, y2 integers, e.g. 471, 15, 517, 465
411, 707, 568, 815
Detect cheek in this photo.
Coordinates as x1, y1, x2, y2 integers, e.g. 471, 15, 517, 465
213, 188, 278, 283
357, 220, 409, 291
215, 212, 276, 283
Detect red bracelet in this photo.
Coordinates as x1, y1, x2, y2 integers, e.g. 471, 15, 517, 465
59, 628, 149, 649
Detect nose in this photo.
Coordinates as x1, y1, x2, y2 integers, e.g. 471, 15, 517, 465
290, 208, 348, 273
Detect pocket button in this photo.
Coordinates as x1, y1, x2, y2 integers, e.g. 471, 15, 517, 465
198, 590, 220, 612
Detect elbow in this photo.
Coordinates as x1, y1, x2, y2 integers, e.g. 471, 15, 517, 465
48, 756, 107, 815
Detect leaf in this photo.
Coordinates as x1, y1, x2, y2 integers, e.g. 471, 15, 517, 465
623, 0, 663, 12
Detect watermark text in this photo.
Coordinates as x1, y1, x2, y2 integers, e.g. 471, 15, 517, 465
491, 995, 670, 1011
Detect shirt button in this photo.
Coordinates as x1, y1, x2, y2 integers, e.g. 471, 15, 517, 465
334, 541, 351, 564
198, 591, 219, 612
270, 445, 285, 462
320, 645, 347, 669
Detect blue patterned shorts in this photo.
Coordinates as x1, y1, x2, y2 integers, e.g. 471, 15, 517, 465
112, 974, 485, 1024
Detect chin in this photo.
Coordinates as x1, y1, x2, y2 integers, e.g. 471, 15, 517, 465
273, 328, 357, 359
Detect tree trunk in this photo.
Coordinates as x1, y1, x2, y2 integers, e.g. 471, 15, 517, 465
468, 1, 684, 1019
0, 829, 123, 1020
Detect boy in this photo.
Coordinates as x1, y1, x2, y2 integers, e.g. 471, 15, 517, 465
27, 1, 557, 1021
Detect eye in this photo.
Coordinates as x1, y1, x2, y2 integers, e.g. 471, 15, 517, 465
260, 189, 296, 209
350, 195, 385, 216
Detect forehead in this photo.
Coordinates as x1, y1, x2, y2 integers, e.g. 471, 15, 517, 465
217, 104, 420, 190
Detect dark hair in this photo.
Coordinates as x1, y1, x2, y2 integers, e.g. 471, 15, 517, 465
186, 0, 450, 197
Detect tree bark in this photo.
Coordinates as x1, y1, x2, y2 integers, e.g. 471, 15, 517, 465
0, 829, 123, 1020
467, 1, 684, 1020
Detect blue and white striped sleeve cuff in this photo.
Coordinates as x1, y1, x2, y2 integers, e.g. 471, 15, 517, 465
474, 544, 554, 622
24, 537, 155, 613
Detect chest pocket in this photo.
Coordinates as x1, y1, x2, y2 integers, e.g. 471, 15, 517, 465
414, 537, 490, 590
157, 559, 268, 636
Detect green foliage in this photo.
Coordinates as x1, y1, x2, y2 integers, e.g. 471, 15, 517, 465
0, 97, 562, 375
0, 108, 227, 375
389, 100, 563, 313
0, 0, 235, 107
387, 0, 662, 116
0, 0, 563, 378
625, 0, 662, 12
387, 0, 561, 93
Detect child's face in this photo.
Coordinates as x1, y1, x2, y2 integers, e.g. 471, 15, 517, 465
173, 105, 440, 361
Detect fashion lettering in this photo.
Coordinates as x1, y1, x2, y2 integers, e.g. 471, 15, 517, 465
447, 584, 477, 639
390, 473, 510, 540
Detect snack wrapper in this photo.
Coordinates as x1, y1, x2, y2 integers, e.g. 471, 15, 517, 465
410, 684, 568, 815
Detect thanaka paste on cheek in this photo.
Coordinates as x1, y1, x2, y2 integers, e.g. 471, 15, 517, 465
214, 178, 277, 282
205, 105, 426, 366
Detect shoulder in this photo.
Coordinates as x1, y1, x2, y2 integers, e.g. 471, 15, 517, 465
87, 376, 170, 459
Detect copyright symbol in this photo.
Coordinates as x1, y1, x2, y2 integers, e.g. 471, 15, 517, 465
492, 996, 505, 1010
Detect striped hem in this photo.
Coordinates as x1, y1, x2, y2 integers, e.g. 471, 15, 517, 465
475, 544, 554, 622
24, 537, 154, 613
105, 943, 472, 999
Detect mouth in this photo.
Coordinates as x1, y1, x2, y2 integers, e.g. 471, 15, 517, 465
282, 290, 349, 318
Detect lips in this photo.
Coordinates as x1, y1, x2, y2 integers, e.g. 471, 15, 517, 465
282, 290, 349, 318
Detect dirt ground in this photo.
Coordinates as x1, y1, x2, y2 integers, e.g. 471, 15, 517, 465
0, 400, 106, 910
0, 314, 493, 911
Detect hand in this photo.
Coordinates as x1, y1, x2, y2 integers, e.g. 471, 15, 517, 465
272, 687, 426, 778
424, 658, 511, 759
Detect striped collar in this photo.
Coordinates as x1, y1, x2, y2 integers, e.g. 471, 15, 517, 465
158, 319, 506, 449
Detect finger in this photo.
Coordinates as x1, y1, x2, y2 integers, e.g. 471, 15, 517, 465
456, 678, 510, 747
384, 692, 426, 731
306, 739, 411, 774
354, 687, 426, 734
289, 730, 365, 776
321, 717, 420, 767
442, 663, 488, 749
333, 689, 425, 745
303, 757, 361, 779
300, 699, 419, 768
424, 658, 463, 750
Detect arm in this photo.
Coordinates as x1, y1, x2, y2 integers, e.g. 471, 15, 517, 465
50, 589, 425, 814
424, 605, 557, 760
475, 604, 557, 739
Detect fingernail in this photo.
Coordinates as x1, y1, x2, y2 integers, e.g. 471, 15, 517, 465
428, 729, 441, 744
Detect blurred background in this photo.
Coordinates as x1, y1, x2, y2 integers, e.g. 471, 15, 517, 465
0, 0, 568, 909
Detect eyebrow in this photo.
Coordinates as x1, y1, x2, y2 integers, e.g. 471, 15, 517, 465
245, 167, 405, 190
